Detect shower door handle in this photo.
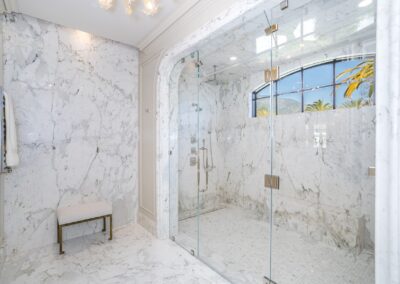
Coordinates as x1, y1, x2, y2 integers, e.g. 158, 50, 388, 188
197, 157, 200, 187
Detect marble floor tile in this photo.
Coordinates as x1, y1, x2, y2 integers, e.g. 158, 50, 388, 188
176, 206, 374, 284
0, 224, 229, 284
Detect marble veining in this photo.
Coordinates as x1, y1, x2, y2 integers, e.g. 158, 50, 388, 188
178, 206, 374, 284
0, 224, 228, 284
155, 0, 272, 238
173, 65, 375, 252
2, 14, 139, 255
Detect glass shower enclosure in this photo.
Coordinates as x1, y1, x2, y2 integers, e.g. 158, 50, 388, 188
169, 0, 376, 283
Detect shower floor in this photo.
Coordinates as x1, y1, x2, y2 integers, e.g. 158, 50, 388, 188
175, 206, 374, 284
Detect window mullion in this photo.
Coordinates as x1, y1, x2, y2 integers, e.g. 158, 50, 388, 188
333, 60, 336, 109
301, 68, 304, 112
275, 82, 278, 115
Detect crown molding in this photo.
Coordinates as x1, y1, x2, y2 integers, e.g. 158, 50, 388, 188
137, 0, 200, 51
2, 0, 19, 12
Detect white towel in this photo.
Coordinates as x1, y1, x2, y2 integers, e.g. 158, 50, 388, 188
4, 91, 19, 168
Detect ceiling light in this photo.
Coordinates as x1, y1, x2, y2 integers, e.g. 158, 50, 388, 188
98, 0, 115, 10
358, 0, 373, 8
125, 0, 136, 15
99, 0, 160, 16
143, 0, 159, 15
230, 56, 237, 61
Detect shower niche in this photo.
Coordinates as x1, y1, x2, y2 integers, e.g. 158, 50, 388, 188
169, 0, 376, 283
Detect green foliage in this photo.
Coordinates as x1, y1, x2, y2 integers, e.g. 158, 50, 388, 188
336, 59, 375, 98
257, 106, 269, 117
340, 98, 368, 109
305, 100, 333, 112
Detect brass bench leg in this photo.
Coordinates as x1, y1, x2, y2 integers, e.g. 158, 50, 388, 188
102, 217, 106, 232
58, 224, 64, 255
109, 215, 112, 240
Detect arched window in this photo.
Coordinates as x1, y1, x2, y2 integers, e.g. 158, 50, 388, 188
252, 55, 375, 117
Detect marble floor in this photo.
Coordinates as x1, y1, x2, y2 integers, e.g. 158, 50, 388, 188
176, 206, 375, 284
0, 224, 229, 284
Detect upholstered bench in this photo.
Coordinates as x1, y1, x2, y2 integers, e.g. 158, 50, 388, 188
56, 201, 112, 254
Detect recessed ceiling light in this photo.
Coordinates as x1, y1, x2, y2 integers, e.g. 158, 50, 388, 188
358, 0, 372, 8
230, 56, 238, 61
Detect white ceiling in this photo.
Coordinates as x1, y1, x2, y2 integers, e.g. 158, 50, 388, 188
4, 0, 199, 49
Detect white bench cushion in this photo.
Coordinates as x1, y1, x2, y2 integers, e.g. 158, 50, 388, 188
57, 201, 112, 225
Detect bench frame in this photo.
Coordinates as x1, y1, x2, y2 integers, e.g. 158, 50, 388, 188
57, 214, 112, 254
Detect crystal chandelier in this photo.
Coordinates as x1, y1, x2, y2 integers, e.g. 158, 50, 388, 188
142, 0, 159, 15
98, 0, 159, 16
98, 0, 115, 10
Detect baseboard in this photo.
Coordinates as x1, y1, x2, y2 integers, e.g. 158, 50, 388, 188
138, 210, 156, 236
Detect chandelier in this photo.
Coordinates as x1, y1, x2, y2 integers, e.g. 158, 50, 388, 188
98, 0, 160, 16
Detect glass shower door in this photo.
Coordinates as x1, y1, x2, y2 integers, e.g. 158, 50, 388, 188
169, 51, 202, 256
195, 9, 275, 284
269, 0, 376, 283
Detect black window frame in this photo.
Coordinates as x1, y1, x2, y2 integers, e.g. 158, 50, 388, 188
252, 55, 375, 117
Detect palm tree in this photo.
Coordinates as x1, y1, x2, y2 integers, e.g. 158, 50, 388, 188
340, 98, 367, 109
305, 100, 333, 112
336, 59, 375, 99
257, 106, 269, 117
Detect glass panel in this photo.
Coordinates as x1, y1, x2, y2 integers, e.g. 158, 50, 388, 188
304, 87, 334, 112
335, 58, 364, 84
170, 1, 376, 283
336, 82, 374, 108
303, 63, 333, 89
277, 72, 302, 94
169, 51, 201, 256
256, 85, 274, 99
270, 1, 376, 284
277, 93, 302, 115
256, 97, 276, 117
195, 6, 274, 284
335, 58, 375, 108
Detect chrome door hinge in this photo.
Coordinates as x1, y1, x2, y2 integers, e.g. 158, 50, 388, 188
280, 0, 289, 10
265, 66, 280, 82
265, 23, 278, 35
368, 166, 376, 177
265, 174, 280, 190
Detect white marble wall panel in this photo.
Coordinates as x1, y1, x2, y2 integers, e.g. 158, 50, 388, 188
2, 14, 139, 255
175, 64, 375, 252
375, 0, 400, 282
175, 70, 225, 219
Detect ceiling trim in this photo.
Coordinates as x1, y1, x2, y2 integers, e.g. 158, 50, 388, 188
137, 0, 201, 51
3, 0, 19, 12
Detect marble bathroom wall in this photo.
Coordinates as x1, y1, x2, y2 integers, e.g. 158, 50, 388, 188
2, 14, 139, 255
175, 67, 226, 219
175, 66, 375, 252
